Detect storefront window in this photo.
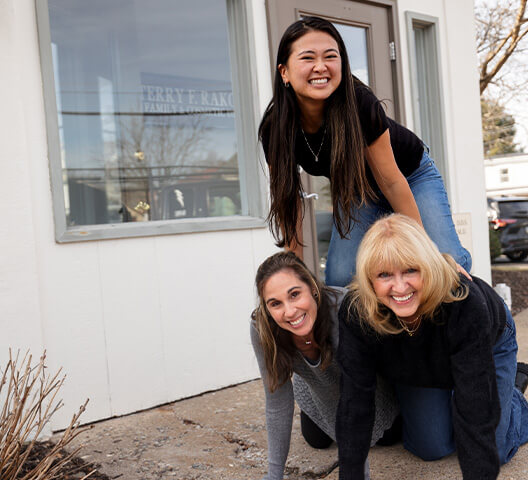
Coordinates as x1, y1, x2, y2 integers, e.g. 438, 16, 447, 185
39, 0, 260, 239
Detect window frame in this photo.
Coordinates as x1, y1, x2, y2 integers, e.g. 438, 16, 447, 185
405, 11, 449, 188
35, 0, 267, 242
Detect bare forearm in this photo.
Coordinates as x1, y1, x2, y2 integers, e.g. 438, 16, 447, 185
380, 179, 423, 227
366, 130, 423, 227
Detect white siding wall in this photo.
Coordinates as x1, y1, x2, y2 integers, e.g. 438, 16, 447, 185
1, 0, 45, 365
1, 0, 488, 430
485, 155, 528, 196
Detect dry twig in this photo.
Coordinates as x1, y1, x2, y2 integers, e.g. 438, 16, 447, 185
0, 350, 90, 480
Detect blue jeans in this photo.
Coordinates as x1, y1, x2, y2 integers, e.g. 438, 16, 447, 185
395, 307, 528, 464
325, 149, 472, 286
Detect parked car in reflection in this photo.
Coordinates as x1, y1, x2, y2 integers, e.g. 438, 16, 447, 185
488, 196, 528, 262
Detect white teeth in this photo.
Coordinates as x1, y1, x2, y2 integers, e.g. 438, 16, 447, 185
290, 314, 305, 326
310, 78, 328, 84
392, 293, 413, 302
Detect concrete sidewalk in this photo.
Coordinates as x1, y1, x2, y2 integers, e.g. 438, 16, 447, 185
67, 308, 528, 480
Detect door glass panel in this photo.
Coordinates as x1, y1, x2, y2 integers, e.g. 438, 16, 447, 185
312, 22, 371, 280
334, 23, 370, 85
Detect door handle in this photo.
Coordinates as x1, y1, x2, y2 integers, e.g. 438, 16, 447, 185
302, 192, 319, 200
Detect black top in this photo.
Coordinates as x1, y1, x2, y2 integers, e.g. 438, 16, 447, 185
336, 276, 506, 480
261, 78, 424, 180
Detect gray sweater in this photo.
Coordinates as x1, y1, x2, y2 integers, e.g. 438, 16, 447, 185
250, 287, 399, 480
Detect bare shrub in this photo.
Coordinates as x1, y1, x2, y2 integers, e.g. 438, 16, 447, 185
0, 350, 91, 479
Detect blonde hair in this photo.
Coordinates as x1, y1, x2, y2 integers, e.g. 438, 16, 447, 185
350, 214, 468, 335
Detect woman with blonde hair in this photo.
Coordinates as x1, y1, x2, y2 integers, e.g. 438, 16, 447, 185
251, 251, 398, 480
336, 214, 528, 480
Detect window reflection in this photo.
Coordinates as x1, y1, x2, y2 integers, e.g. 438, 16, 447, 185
49, 0, 241, 226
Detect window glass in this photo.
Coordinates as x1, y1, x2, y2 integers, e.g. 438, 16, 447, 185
499, 201, 528, 217
48, 0, 242, 226
413, 25, 427, 140
408, 16, 448, 185
334, 23, 370, 85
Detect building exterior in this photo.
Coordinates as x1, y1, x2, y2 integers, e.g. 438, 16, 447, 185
485, 153, 528, 197
1, 0, 489, 430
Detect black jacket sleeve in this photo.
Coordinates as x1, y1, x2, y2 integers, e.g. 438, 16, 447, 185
449, 290, 501, 480
336, 297, 378, 480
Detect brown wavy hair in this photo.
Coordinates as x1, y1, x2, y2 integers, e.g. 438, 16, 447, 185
349, 214, 468, 335
258, 16, 376, 248
254, 251, 338, 392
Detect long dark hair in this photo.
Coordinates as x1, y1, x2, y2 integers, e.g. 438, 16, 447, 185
258, 16, 376, 248
253, 251, 337, 392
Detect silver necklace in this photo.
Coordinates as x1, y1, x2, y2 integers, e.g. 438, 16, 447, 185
301, 125, 327, 162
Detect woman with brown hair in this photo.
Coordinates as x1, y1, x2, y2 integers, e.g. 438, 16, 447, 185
251, 251, 398, 480
259, 16, 471, 286
336, 214, 528, 479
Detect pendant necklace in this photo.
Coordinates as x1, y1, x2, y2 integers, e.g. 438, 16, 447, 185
397, 316, 421, 337
301, 124, 327, 162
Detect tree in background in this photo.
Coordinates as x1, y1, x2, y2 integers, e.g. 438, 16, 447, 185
475, 0, 527, 155
476, 0, 528, 94
481, 97, 519, 157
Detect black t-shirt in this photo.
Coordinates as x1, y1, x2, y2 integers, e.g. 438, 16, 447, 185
262, 78, 424, 181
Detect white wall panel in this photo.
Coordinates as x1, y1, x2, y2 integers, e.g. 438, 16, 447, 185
37, 244, 112, 427
12, 0, 112, 427
98, 238, 167, 415
156, 228, 264, 400
0, 0, 44, 362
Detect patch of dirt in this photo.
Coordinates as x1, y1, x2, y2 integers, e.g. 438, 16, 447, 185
491, 269, 528, 315
17, 440, 111, 480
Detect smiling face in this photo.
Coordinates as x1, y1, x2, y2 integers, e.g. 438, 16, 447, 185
371, 267, 424, 321
278, 30, 342, 111
262, 269, 318, 338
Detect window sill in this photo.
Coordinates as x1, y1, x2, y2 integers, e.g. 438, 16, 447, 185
55, 216, 268, 243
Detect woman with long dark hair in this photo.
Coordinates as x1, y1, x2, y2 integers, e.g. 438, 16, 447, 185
259, 16, 471, 286
251, 251, 398, 480
336, 214, 528, 479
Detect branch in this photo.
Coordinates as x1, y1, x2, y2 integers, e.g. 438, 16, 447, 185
479, 0, 528, 94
